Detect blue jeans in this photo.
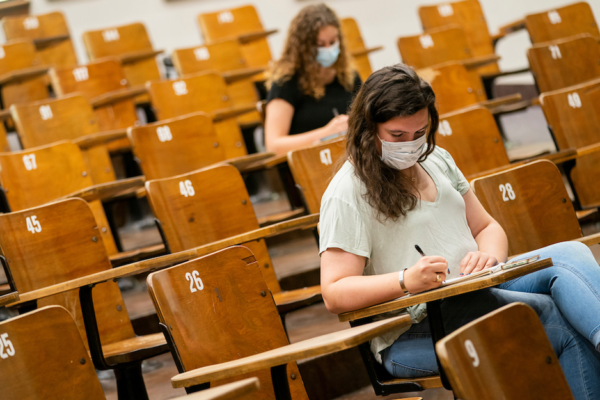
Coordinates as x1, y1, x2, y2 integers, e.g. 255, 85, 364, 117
381, 242, 600, 400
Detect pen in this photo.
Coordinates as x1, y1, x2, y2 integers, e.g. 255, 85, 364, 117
332, 107, 339, 117
415, 244, 450, 274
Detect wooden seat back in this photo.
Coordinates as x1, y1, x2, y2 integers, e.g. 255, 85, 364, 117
83, 22, 161, 100
340, 17, 374, 81
525, 2, 599, 44
11, 94, 116, 184
0, 141, 117, 254
471, 160, 582, 255
418, 62, 485, 114
540, 79, 600, 207
49, 59, 138, 131
0, 199, 136, 348
436, 106, 509, 177
1, 11, 78, 68
0, 123, 9, 152
146, 71, 247, 158
0, 40, 49, 111
287, 138, 346, 214
128, 112, 226, 180
0, 306, 106, 400
172, 39, 261, 127
527, 34, 600, 93
198, 5, 273, 74
398, 25, 472, 70
437, 303, 574, 400
147, 246, 308, 399
145, 164, 281, 293
418, 0, 499, 74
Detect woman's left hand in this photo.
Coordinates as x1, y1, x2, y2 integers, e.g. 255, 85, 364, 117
460, 251, 498, 276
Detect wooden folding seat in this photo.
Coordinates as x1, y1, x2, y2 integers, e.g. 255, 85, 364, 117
524, 2, 599, 45
398, 25, 473, 70
435, 106, 510, 177
145, 164, 321, 314
0, 141, 119, 254
436, 303, 574, 400
0, 304, 263, 400
0, 198, 171, 400
146, 71, 253, 159
171, 39, 262, 128
49, 59, 141, 146
1, 11, 78, 68
147, 246, 413, 399
0, 40, 50, 114
418, 62, 522, 114
340, 17, 383, 82
197, 4, 276, 80
83, 22, 163, 103
539, 79, 600, 208
11, 94, 118, 184
527, 34, 600, 93
287, 138, 346, 214
418, 0, 500, 75
471, 160, 600, 256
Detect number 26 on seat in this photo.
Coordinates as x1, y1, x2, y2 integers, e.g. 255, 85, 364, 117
185, 270, 204, 293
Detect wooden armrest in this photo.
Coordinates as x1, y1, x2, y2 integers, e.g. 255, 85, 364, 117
258, 208, 305, 227
6, 248, 201, 307
481, 93, 522, 109
171, 315, 411, 388
0, 65, 49, 86
222, 67, 266, 84
225, 152, 275, 172
488, 98, 534, 115
91, 85, 147, 108
109, 243, 167, 267
192, 214, 319, 258
0, 109, 11, 120
0, 291, 19, 307
338, 258, 553, 322
492, 18, 527, 42
237, 153, 288, 173
33, 34, 71, 47
212, 104, 257, 122
60, 176, 145, 203
237, 29, 278, 44
102, 332, 168, 364
72, 128, 128, 149
574, 232, 600, 247
117, 49, 164, 64
480, 67, 530, 81
576, 142, 600, 157
274, 286, 322, 314
172, 378, 260, 400
462, 54, 501, 70
465, 148, 577, 181
350, 46, 384, 58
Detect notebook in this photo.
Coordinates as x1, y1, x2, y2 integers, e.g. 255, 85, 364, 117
441, 255, 541, 287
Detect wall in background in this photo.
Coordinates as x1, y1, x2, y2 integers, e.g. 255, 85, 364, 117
22, 0, 600, 83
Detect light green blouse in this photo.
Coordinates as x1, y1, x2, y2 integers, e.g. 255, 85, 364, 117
319, 147, 478, 362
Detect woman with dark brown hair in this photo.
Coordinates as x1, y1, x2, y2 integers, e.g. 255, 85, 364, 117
265, 3, 361, 156
319, 64, 600, 399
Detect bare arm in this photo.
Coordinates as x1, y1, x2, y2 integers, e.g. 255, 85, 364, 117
265, 99, 348, 156
321, 248, 448, 314
460, 188, 509, 275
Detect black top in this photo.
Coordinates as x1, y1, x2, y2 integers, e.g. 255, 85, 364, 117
267, 72, 362, 135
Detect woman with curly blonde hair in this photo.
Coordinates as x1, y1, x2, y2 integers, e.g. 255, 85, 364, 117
265, 3, 361, 155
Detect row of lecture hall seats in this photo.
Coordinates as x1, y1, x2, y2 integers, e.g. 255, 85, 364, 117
0, 1, 599, 399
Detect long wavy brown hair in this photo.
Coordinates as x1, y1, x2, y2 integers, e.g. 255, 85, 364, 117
266, 3, 355, 99
345, 63, 439, 221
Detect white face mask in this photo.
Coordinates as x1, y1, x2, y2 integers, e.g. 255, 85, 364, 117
379, 134, 428, 170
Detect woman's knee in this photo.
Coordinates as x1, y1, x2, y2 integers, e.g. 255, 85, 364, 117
534, 241, 595, 266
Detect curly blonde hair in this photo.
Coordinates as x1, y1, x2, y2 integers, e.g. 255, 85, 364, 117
266, 3, 355, 99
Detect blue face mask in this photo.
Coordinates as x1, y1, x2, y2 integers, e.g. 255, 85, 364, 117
316, 41, 340, 68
